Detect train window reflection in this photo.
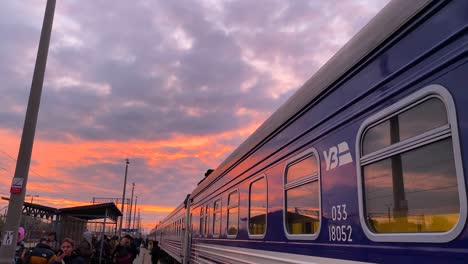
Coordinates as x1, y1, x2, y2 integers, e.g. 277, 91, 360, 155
199, 207, 204, 236
359, 90, 464, 241
286, 182, 319, 234
227, 190, 239, 236
362, 98, 448, 155
213, 199, 221, 236
398, 98, 447, 141
364, 139, 459, 233
205, 204, 210, 236
249, 177, 267, 236
362, 120, 390, 155
286, 156, 317, 183
284, 150, 320, 238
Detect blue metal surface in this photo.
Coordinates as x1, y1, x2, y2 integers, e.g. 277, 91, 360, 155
154, 1, 468, 263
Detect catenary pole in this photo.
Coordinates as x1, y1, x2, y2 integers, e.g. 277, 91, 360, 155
0, 0, 55, 262
118, 159, 130, 238
128, 182, 135, 230
132, 196, 138, 231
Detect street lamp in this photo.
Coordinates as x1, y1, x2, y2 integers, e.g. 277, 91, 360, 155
26, 194, 39, 204
118, 158, 130, 238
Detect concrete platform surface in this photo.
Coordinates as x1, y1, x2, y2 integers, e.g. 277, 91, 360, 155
133, 248, 167, 264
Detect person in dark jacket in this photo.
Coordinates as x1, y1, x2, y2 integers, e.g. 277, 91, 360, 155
93, 235, 111, 264
15, 227, 27, 264
47, 232, 58, 253
112, 237, 134, 264
23, 237, 56, 264
150, 241, 161, 264
123, 235, 138, 261
53, 238, 84, 264
76, 231, 93, 264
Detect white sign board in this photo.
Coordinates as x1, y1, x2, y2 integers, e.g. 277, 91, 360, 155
2, 231, 14, 245
10, 178, 24, 194
12, 178, 24, 188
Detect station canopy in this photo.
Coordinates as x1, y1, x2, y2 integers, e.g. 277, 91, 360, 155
14, 199, 122, 222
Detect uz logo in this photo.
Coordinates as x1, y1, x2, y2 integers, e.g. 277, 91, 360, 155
323, 142, 353, 171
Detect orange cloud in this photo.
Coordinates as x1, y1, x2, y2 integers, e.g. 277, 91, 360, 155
0, 108, 265, 228
140, 204, 176, 213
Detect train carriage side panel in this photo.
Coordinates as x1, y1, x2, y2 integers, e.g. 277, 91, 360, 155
177, 0, 468, 263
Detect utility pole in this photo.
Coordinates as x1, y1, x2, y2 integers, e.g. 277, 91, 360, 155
128, 183, 135, 230
137, 208, 141, 233
118, 159, 130, 238
0, 1, 55, 262
132, 196, 138, 231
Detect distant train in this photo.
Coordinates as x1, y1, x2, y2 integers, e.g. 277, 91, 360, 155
151, 0, 468, 263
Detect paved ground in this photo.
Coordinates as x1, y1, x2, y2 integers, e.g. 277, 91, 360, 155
133, 248, 152, 264
133, 248, 167, 264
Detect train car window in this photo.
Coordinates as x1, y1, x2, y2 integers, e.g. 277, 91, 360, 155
286, 154, 318, 184
190, 213, 193, 232
362, 98, 448, 155
284, 148, 321, 240
205, 204, 211, 236
213, 199, 222, 236
199, 207, 204, 236
227, 190, 239, 237
249, 176, 267, 238
357, 85, 467, 243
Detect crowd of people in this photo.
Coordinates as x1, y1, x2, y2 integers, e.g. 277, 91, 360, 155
11, 228, 162, 264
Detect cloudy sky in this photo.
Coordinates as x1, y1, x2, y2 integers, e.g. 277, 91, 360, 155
0, 0, 389, 231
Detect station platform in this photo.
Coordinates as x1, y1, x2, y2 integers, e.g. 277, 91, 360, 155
133, 248, 167, 264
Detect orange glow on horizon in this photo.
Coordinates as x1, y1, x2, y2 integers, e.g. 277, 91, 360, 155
0, 109, 266, 229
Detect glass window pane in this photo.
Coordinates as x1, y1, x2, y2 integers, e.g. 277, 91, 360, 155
362, 98, 448, 155
213, 200, 221, 235
228, 191, 239, 236
227, 207, 238, 236
228, 191, 238, 207
205, 205, 210, 235
286, 155, 317, 183
249, 177, 267, 235
213, 212, 221, 235
286, 181, 320, 234
363, 120, 391, 155
363, 139, 460, 233
398, 98, 448, 141
200, 208, 204, 235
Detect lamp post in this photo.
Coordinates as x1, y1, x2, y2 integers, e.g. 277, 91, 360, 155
118, 159, 130, 238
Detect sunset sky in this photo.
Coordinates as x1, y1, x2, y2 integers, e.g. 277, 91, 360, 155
0, 0, 389, 232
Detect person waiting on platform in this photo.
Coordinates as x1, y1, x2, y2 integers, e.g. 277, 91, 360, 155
150, 241, 161, 264
112, 237, 133, 264
53, 238, 84, 264
14, 227, 27, 264
76, 231, 93, 264
23, 237, 56, 264
46, 232, 58, 253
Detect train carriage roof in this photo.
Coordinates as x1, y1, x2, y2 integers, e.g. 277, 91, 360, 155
191, 0, 433, 199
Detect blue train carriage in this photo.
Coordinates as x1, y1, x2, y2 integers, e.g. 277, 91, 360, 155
155, 195, 190, 263
158, 0, 468, 263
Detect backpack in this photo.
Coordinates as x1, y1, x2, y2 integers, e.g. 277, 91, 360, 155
23, 246, 54, 264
